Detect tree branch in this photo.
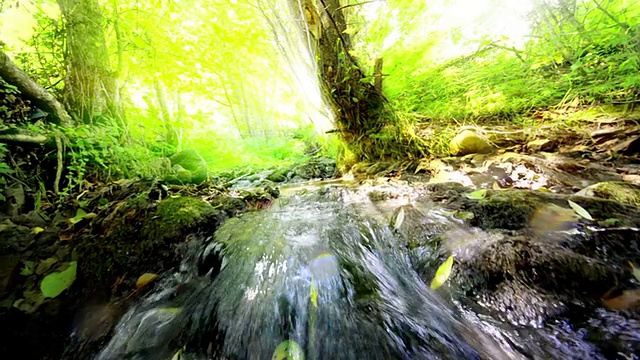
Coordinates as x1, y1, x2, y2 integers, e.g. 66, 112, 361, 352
0, 51, 72, 127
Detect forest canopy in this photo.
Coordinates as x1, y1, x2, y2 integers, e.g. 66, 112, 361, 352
1, 0, 639, 184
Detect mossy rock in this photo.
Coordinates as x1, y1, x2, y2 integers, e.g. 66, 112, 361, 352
576, 181, 640, 208
293, 157, 336, 179
449, 130, 494, 156
169, 149, 209, 184
75, 196, 223, 285
467, 190, 540, 230
267, 168, 290, 182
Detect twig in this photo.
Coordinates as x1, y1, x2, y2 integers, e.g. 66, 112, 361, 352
54, 133, 63, 195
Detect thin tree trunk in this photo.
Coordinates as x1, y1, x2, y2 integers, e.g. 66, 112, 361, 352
0, 51, 72, 127
293, 0, 388, 159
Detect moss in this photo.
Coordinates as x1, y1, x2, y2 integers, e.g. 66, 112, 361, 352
469, 190, 540, 230
267, 168, 290, 182
76, 196, 222, 286
577, 181, 640, 208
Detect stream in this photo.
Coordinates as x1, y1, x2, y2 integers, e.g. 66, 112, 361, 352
95, 180, 640, 360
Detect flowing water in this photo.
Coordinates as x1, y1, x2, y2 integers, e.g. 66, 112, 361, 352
94, 181, 634, 360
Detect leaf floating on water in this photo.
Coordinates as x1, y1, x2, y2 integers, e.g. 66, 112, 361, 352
567, 200, 593, 220
272, 340, 304, 360
602, 289, 640, 310
40, 261, 77, 298
629, 261, 640, 282
454, 211, 475, 220
310, 278, 318, 308
393, 207, 405, 230
430, 255, 454, 290
135, 273, 159, 290
465, 189, 487, 200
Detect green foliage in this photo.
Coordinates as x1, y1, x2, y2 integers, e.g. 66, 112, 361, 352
57, 124, 165, 195
13, 12, 66, 96
0, 143, 13, 201
367, 0, 640, 124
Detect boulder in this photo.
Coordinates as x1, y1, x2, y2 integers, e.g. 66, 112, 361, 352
449, 130, 494, 156
169, 149, 209, 184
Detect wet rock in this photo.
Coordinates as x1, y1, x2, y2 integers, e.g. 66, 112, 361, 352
169, 149, 209, 184
576, 181, 640, 208
526, 139, 556, 153
449, 130, 494, 156
292, 157, 336, 179
267, 167, 290, 182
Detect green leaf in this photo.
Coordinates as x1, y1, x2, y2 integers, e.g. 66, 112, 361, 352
271, 340, 304, 360
567, 200, 593, 220
40, 261, 77, 298
630, 261, 640, 282
310, 278, 318, 308
454, 211, 475, 220
430, 255, 454, 290
69, 208, 87, 225
20, 261, 36, 276
465, 189, 487, 200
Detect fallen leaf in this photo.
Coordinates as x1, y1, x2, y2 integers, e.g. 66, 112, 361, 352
20, 260, 36, 276
31, 227, 44, 234
272, 340, 304, 360
40, 261, 77, 298
431, 255, 454, 290
567, 199, 593, 220
69, 208, 87, 225
135, 273, 159, 290
602, 289, 640, 310
465, 189, 487, 200
630, 262, 640, 282
392, 207, 405, 230
492, 182, 501, 190
454, 211, 475, 220
35, 257, 58, 275
59, 231, 73, 242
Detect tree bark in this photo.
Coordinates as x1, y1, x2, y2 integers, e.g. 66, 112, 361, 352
57, 0, 118, 123
293, 0, 389, 159
0, 51, 72, 127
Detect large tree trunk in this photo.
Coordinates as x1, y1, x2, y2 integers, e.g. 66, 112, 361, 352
293, 0, 389, 159
57, 0, 118, 123
0, 51, 72, 127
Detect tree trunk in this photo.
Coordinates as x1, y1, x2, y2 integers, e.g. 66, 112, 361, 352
57, 0, 118, 123
293, 0, 389, 159
0, 51, 72, 127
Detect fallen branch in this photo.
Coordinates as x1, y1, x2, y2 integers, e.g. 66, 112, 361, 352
0, 50, 72, 127
0, 133, 49, 144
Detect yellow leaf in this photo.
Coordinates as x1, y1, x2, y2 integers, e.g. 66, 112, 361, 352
629, 261, 640, 282
465, 189, 487, 200
431, 255, 454, 290
31, 227, 44, 234
310, 278, 318, 308
492, 182, 501, 190
135, 273, 159, 290
393, 207, 405, 230
568, 199, 593, 220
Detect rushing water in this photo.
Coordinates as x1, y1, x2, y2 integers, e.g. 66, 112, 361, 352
94, 181, 634, 360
